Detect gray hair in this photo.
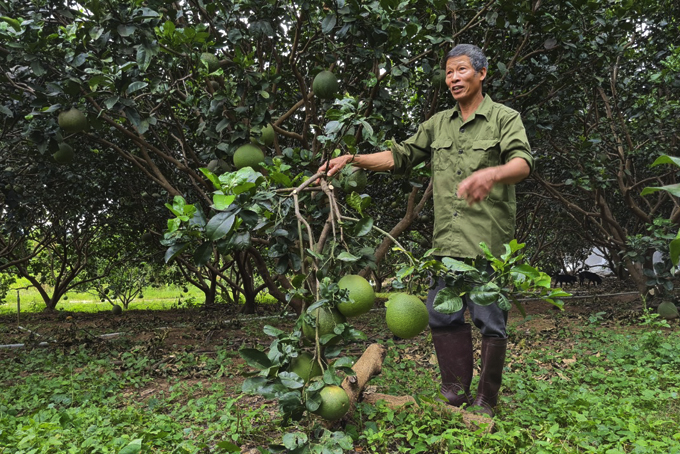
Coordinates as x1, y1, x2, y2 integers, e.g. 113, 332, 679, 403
444, 44, 488, 73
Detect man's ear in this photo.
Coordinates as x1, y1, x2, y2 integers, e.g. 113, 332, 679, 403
478, 67, 487, 81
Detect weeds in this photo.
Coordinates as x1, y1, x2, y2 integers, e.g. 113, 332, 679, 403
1, 308, 679, 453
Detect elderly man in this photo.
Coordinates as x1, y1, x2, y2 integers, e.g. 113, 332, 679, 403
318, 44, 533, 417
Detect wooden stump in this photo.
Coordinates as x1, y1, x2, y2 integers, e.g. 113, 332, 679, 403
337, 343, 494, 432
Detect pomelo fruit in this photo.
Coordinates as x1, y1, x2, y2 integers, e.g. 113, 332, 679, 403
341, 167, 368, 193
385, 293, 429, 339
233, 144, 264, 169
432, 68, 447, 89
58, 107, 88, 133
302, 307, 346, 345
337, 274, 375, 317
260, 124, 275, 146
111, 304, 123, 315
141, 232, 153, 242
250, 124, 276, 147
53, 143, 74, 164
312, 70, 339, 99
314, 385, 350, 421
657, 301, 679, 320
289, 352, 324, 383
200, 52, 220, 72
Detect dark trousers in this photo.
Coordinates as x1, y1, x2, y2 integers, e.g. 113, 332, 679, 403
426, 276, 508, 338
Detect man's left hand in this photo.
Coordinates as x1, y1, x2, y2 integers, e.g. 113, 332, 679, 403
457, 167, 498, 206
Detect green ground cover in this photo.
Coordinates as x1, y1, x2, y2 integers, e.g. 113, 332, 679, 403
0, 278, 288, 315
1, 303, 679, 453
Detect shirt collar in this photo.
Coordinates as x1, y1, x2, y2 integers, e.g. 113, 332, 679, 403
451, 94, 493, 121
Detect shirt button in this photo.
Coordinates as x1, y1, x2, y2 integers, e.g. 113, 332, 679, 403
460, 128, 465, 133
458, 149, 463, 154
454, 212, 458, 217
457, 170, 462, 175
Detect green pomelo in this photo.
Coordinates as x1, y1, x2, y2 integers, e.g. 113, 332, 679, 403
312, 70, 339, 99
657, 301, 679, 320
111, 304, 123, 315
200, 52, 220, 72
250, 124, 276, 147
302, 307, 346, 345
341, 167, 368, 193
53, 143, 74, 164
141, 232, 153, 243
208, 80, 220, 91
58, 107, 88, 133
233, 144, 265, 169
314, 385, 350, 421
289, 352, 323, 383
432, 68, 447, 89
260, 124, 275, 146
337, 274, 375, 318
385, 293, 429, 339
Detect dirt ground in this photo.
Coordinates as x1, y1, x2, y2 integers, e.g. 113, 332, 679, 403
2, 276, 673, 453
0, 275, 644, 351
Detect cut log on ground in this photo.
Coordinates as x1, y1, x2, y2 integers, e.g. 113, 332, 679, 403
337, 342, 494, 432
361, 392, 494, 433
341, 343, 387, 419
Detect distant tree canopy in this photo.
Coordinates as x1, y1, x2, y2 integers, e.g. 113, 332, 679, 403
1, 0, 678, 309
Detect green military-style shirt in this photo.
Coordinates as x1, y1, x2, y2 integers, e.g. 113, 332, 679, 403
391, 95, 534, 258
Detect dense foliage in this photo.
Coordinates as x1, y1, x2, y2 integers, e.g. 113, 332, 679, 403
1, 0, 679, 310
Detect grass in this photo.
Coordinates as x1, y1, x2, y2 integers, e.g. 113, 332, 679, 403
0, 278, 279, 315
1, 305, 679, 453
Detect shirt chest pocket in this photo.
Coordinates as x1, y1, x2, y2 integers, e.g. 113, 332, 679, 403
470, 139, 501, 171
432, 139, 454, 171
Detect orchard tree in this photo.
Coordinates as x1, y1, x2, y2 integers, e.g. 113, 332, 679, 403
3, 0, 678, 309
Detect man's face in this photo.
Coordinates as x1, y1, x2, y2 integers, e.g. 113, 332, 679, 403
445, 55, 486, 104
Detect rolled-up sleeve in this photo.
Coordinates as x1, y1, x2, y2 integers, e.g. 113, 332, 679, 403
499, 112, 534, 174
390, 123, 433, 176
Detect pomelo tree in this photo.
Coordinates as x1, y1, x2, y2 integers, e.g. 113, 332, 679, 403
2, 0, 678, 312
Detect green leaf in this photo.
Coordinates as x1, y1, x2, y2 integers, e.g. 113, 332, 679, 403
510, 263, 541, 280
126, 81, 148, 94
279, 391, 304, 417
241, 377, 267, 393
212, 194, 235, 211
283, 432, 308, 450
117, 24, 136, 37
441, 257, 477, 273
263, 325, 284, 337
118, 439, 142, 454
321, 14, 337, 34
641, 183, 680, 197
469, 282, 501, 306
670, 233, 680, 267
279, 372, 305, 389
215, 441, 240, 452
206, 212, 236, 241
432, 287, 463, 314
164, 243, 190, 263
239, 348, 272, 369
650, 155, 680, 169
353, 217, 373, 237
193, 242, 213, 266
337, 251, 360, 262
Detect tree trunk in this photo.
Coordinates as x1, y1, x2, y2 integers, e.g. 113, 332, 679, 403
624, 257, 647, 295
203, 271, 218, 307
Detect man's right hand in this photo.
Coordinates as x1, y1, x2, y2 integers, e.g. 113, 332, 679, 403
316, 154, 354, 180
